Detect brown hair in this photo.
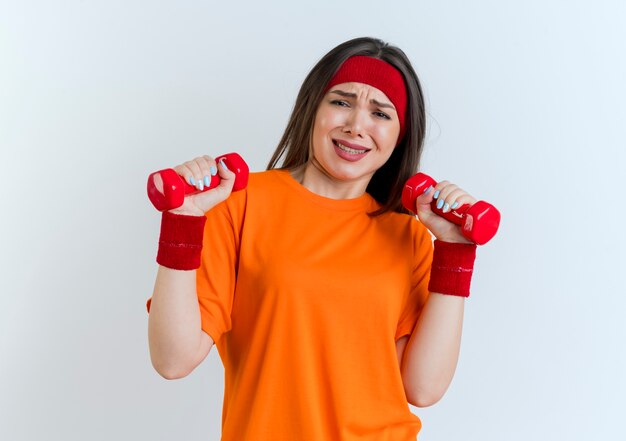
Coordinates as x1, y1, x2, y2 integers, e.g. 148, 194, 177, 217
266, 37, 426, 216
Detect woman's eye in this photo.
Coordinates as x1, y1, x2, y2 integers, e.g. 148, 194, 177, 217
374, 111, 391, 120
331, 100, 349, 107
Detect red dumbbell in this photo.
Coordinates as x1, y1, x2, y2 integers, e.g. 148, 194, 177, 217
147, 152, 249, 212
401, 173, 500, 245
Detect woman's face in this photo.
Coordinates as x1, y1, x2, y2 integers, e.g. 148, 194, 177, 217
310, 82, 401, 185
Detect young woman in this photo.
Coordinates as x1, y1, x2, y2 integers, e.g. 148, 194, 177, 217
147, 37, 479, 441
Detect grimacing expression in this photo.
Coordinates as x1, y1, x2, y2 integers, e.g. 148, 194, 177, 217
311, 82, 402, 184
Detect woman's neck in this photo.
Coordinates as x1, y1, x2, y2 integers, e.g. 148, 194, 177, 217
290, 159, 371, 200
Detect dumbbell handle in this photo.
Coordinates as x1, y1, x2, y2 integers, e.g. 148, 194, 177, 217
402, 173, 501, 245
147, 152, 249, 212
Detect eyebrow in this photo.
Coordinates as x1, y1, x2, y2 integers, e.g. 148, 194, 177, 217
329, 89, 396, 110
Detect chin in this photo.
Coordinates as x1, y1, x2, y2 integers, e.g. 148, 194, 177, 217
326, 163, 372, 183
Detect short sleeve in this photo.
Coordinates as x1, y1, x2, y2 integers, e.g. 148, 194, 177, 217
195, 190, 246, 344
395, 220, 433, 340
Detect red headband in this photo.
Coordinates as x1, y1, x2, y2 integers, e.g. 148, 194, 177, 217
324, 55, 407, 142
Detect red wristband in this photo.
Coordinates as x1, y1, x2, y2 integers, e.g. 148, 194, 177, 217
428, 240, 477, 297
156, 211, 206, 270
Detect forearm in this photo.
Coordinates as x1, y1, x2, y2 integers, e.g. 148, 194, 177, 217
148, 266, 209, 378
401, 292, 464, 407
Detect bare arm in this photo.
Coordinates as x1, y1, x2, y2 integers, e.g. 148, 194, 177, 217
148, 266, 214, 379
147, 156, 235, 379
398, 293, 464, 407
399, 177, 478, 406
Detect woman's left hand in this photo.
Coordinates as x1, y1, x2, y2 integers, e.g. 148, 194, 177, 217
413, 180, 477, 244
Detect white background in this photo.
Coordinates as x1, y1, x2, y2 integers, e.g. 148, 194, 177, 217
1, 1, 624, 440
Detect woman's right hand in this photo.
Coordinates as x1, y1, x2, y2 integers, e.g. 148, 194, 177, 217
167, 155, 236, 216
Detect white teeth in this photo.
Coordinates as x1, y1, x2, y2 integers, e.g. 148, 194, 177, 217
336, 142, 367, 154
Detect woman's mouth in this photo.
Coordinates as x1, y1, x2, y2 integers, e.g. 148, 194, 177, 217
332, 139, 371, 161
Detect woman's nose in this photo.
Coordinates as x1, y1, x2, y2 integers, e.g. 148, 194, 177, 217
342, 108, 368, 138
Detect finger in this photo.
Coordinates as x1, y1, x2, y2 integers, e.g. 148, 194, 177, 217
414, 184, 435, 207
181, 160, 205, 190
433, 181, 459, 211
218, 158, 234, 176
443, 192, 477, 213
432, 180, 450, 201
190, 158, 234, 201
216, 158, 236, 189
201, 155, 219, 178
189, 157, 216, 191
439, 187, 466, 213
454, 194, 476, 208
193, 156, 216, 190
173, 164, 198, 187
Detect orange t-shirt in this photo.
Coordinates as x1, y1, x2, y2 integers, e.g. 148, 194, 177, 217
149, 169, 434, 440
